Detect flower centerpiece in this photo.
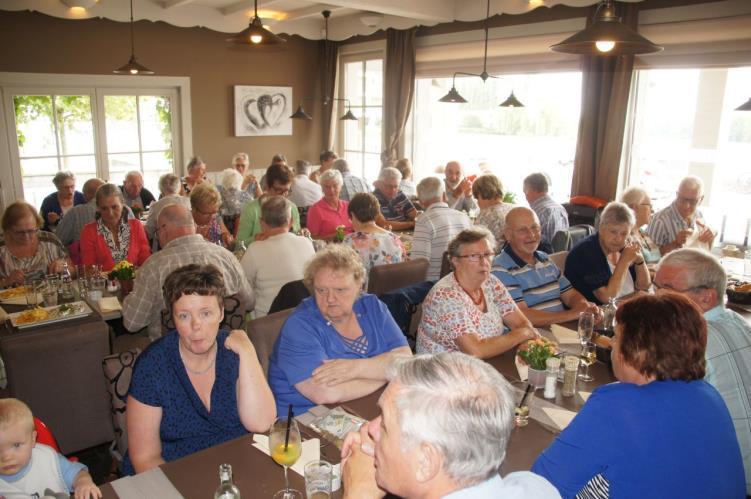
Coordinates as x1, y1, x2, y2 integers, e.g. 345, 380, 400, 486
108, 260, 135, 296
517, 337, 557, 388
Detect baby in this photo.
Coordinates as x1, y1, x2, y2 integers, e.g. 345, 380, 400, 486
0, 398, 101, 499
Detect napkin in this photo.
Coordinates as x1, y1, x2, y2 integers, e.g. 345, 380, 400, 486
541, 407, 577, 431
515, 356, 529, 381
98, 296, 122, 312
0, 306, 8, 322
550, 324, 580, 344
110, 466, 184, 499
578, 391, 592, 403
1, 294, 40, 306
252, 433, 320, 477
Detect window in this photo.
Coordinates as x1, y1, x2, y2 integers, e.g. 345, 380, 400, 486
408, 72, 582, 202
623, 67, 751, 245
339, 55, 383, 183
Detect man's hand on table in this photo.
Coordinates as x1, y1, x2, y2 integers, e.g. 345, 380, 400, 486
341, 424, 385, 499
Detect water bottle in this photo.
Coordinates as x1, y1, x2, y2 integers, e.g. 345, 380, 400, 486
59, 261, 75, 302
601, 298, 617, 336
214, 463, 241, 499
234, 239, 247, 260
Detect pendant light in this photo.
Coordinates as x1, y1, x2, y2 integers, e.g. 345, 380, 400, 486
735, 98, 751, 111
333, 98, 358, 121
550, 0, 662, 56
290, 11, 331, 120
499, 91, 524, 108
227, 0, 285, 45
113, 0, 154, 75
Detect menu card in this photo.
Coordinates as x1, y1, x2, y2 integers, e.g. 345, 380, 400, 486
550, 324, 580, 344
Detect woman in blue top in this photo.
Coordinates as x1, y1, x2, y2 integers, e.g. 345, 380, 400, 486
124, 264, 275, 475
533, 293, 745, 498
268, 245, 412, 416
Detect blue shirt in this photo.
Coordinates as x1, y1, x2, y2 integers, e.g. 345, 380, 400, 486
373, 189, 415, 222
123, 329, 246, 475
268, 294, 408, 416
445, 474, 560, 499
39, 191, 86, 231
529, 194, 568, 248
533, 380, 745, 499
491, 246, 571, 312
563, 233, 636, 305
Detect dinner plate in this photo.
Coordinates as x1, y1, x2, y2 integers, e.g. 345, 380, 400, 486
9, 301, 93, 329
0, 286, 29, 304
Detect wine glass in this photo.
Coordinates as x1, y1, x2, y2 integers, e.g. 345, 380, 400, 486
578, 311, 594, 346
579, 342, 596, 381
269, 417, 303, 499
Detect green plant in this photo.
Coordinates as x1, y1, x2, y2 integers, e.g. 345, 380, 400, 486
517, 338, 556, 370
108, 260, 135, 281
503, 191, 517, 204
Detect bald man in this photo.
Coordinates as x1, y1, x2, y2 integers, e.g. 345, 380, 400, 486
444, 161, 477, 213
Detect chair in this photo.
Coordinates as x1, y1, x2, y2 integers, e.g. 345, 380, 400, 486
246, 308, 294, 377
34, 417, 61, 452
102, 349, 140, 470
268, 280, 310, 315
161, 292, 250, 333
367, 258, 429, 296
548, 250, 568, 273
551, 224, 595, 252
439, 251, 452, 279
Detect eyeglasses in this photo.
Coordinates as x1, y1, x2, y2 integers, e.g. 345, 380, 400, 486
677, 196, 701, 207
454, 252, 494, 263
653, 282, 709, 293
270, 185, 291, 196
194, 207, 218, 217
12, 228, 39, 237
512, 225, 542, 236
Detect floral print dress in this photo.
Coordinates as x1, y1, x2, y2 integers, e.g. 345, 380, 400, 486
343, 231, 407, 289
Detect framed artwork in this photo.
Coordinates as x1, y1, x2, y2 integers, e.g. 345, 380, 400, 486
234, 85, 292, 136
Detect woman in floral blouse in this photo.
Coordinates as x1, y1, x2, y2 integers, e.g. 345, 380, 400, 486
416, 227, 536, 358
472, 174, 515, 251
190, 183, 235, 250
342, 193, 406, 290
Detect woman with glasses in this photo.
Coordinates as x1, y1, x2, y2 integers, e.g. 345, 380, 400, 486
80, 183, 151, 271
620, 186, 661, 264
0, 201, 69, 287
307, 169, 353, 241
39, 171, 86, 232
190, 183, 235, 249
416, 227, 536, 358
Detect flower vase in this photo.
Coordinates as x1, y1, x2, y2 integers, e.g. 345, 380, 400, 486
528, 367, 547, 390
119, 279, 134, 297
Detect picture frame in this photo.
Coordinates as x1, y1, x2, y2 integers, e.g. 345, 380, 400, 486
234, 85, 293, 136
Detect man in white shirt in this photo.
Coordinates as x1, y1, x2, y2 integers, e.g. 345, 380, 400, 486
341, 353, 560, 499
411, 177, 471, 281
289, 160, 323, 209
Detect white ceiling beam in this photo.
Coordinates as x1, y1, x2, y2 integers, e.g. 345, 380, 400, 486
304, 0, 454, 23
281, 4, 340, 23
160, 0, 196, 9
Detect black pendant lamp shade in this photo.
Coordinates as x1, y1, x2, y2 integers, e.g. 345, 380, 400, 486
113, 0, 154, 75
499, 91, 524, 108
735, 98, 751, 111
227, 0, 285, 45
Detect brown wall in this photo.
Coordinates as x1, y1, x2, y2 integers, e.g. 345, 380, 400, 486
0, 10, 324, 174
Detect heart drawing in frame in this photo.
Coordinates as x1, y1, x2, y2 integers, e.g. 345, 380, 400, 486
235, 86, 292, 136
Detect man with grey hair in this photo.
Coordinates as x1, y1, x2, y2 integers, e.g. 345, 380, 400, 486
56, 177, 106, 247
654, 248, 751, 494
240, 196, 315, 317
647, 175, 715, 254
121, 170, 156, 210
523, 173, 568, 254
144, 173, 191, 247
444, 161, 477, 213
341, 353, 560, 498
412, 177, 471, 281
123, 203, 253, 340
334, 158, 370, 201
289, 160, 322, 208
373, 167, 417, 231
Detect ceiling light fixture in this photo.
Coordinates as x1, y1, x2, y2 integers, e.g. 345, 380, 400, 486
227, 0, 285, 45
735, 97, 751, 111
550, 0, 662, 55
499, 91, 524, 108
113, 0, 153, 75
60, 0, 97, 8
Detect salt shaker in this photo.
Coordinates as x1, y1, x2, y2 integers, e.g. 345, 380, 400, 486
562, 355, 580, 397
544, 357, 560, 399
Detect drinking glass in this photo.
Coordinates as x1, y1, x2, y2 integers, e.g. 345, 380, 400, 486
578, 311, 594, 346
270, 417, 303, 499
513, 383, 534, 427
25, 278, 42, 308
304, 460, 332, 499
42, 280, 58, 307
579, 342, 596, 381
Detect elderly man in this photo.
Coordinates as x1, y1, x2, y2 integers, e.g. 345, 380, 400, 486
373, 167, 417, 231
120, 171, 156, 210
341, 353, 560, 499
309, 150, 337, 183
122, 203, 253, 341
239, 196, 314, 317
334, 158, 370, 202
523, 173, 568, 254
647, 175, 715, 254
411, 177, 471, 281
56, 177, 105, 247
444, 161, 477, 213
231, 152, 263, 198
654, 248, 751, 495
491, 207, 599, 326
237, 163, 301, 246
288, 160, 322, 209
144, 173, 191, 247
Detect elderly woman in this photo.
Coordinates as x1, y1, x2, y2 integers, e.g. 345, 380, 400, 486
565, 202, 651, 305
620, 186, 661, 264
180, 156, 206, 196
267, 244, 411, 415
307, 169, 353, 240
124, 264, 275, 474
0, 202, 69, 287
472, 174, 515, 250
533, 293, 745, 498
80, 183, 150, 271
145, 173, 191, 244
417, 227, 536, 358
39, 171, 86, 231
217, 168, 253, 235
190, 183, 235, 249
231, 152, 262, 198
342, 193, 406, 289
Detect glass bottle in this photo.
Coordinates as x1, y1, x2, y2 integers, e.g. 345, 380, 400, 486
59, 261, 75, 301
601, 297, 617, 336
214, 463, 241, 499
234, 239, 247, 260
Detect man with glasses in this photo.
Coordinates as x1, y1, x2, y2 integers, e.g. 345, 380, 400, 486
653, 248, 751, 495
373, 167, 417, 231
236, 163, 301, 246
492, 207, 599, 326
647, 175, 715, 254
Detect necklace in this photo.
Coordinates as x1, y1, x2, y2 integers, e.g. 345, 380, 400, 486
179, 341, 217, 375
458, 281, 484, 306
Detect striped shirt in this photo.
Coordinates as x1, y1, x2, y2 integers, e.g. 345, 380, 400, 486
373, 189, 415, 222
646, 200, 706, 247
340, 172, 371, 202
411, 203, 471, 281
491, 245, 571, 312
530, 195, 569, 247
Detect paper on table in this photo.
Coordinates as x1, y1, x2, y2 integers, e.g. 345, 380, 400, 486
550, 324, 581, 344
1, 295, 40, 306
252, 433, 320, 477
0, 306, 7, 322
541, 407, 577, 431
578, 391, 591, 403
110, 466, 184, 499
99, 296, 122, 312
515, 355, 528, 381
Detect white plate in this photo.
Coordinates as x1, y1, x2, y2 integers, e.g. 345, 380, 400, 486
9, 301, 93, 329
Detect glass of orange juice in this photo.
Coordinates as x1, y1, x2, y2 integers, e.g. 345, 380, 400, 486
270, 417, 303, 499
